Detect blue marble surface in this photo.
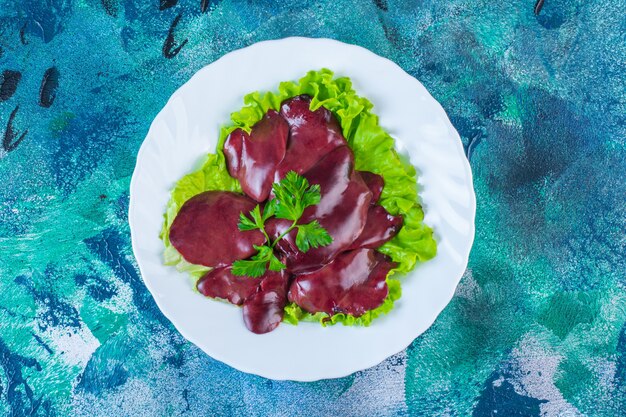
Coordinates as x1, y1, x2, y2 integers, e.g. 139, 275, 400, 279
0, 0, 624, 415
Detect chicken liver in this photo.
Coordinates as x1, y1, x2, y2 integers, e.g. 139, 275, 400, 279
348, 205, 403, 250
274, 95, 346, 180
288, 248, 396, 316
169, 191, 266, 267
271, 146, 372, 273
243, 270, 290, 334
224, 110, 289, 202
196, 266, 259, 305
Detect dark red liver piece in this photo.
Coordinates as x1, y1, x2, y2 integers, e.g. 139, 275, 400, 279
288, 249, 396, 316
274, 95, 347, 180
169, 191, 266, 267
243, 270, 290, 334
196, 266, 259, 305
270, 146, 372, 273
348, 205, 403, 250
224, 110, 289, 201
357, 171, 384, 203
264, 218, 295, 257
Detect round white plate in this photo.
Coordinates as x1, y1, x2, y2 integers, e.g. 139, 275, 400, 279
129, 37, 475, 381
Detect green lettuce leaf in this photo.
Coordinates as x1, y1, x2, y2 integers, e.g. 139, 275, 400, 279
160, 69, 437, 324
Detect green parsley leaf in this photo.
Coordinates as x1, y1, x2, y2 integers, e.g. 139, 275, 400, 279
231, 245, 272, 277
301, 183, 321, 209
235, 172, 331, 276
253, 244, 274, 260
262, 199, 278, 221
295, 220, 333, 252
231, 258, 268, 278
238, 212, 259, 231
250, 205, 264, 227
273, 171, 316, 221
238, 204, 264, 231
268, 253, 286, 271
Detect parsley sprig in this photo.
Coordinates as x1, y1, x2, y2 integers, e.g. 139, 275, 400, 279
231, 171, 332, 278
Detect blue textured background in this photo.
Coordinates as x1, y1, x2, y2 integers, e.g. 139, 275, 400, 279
1, 0, 625, 415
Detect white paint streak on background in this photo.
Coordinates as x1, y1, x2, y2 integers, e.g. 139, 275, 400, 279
44, 326, 100, 369
511, 332, 582, 417
331, 350, 409, 417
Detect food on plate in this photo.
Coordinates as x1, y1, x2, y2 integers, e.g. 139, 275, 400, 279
242, 270, 290, 334
160, 69, 437, 334
267, 145, 372, 274
288, 248, 396, 316
196, 266, 259, 305
358, 171, 385, 203
274, 95, 346, 179
347, 205, 403, 250
224, 110, 289, 202
169, 191, 265, 267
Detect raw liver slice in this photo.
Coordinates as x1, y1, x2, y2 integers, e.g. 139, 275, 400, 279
270, 146, 372, 273
274, 95, 347, 180
347, 205, 403, 250
264, 218, 296, 257
243, 270, 290, 334
197, 266, 290, 334
288, 248, 396, 316
196, 266, 259, 305
224, 110, 289, 201
169, 191, 266, 267
357, 171, 384, 203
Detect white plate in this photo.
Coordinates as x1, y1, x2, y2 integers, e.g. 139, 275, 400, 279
129, 37, 475, 381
